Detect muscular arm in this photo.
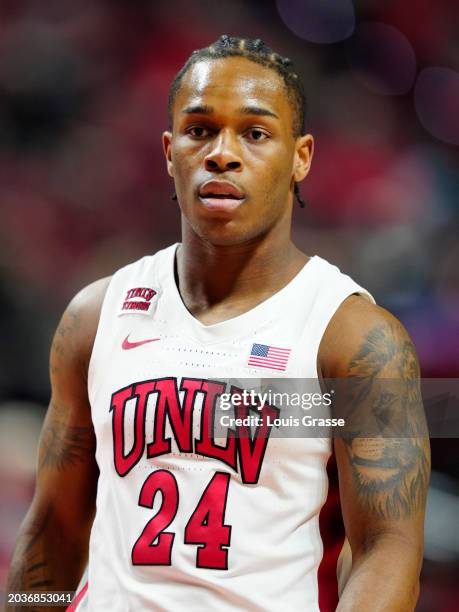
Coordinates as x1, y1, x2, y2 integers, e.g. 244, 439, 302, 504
319, 295, 430, 612
6, 278, 110, 609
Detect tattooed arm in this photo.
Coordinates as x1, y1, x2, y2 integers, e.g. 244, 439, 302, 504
318, 294, 430, 612
6, 277, 110, 610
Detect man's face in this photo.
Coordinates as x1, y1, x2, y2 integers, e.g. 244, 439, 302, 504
163, 56, 313, 245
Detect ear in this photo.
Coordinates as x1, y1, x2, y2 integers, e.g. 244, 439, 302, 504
293, 134, 314, 183
162, 131, 174, 177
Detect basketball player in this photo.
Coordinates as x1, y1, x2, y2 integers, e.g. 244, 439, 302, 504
7, 36, 430, 611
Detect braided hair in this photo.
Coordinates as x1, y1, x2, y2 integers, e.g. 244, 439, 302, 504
168, 35, 307, 208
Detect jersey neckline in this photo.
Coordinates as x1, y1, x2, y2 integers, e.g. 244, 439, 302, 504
162, 243, 319, 343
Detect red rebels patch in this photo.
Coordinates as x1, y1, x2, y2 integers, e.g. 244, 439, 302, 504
119, 287, 158, 315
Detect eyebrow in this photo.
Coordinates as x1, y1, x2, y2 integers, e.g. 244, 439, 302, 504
182, 104, 214, 115
238, 105, 279, 119
182, 104, 279, 119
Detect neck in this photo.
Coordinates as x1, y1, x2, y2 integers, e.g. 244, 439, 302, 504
176, 220, 308, 316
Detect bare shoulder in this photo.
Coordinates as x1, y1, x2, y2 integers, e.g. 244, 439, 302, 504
68, 275, 112, 321
50, 276, 112, 381
318, 293, 418, 379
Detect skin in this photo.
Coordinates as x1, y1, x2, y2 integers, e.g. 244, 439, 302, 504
162, 57, 313, 324
319, 295, 430, 611
6, 278, 108, 610
6, 55, 429, 611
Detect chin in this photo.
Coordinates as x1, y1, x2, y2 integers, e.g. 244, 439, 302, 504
192, 219, 270, 247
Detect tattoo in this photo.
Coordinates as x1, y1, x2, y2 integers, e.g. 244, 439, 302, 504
29, 580, 53, 587
340, 320, 430, 520
27, 562, 47, 572
6, 299, 94, 608
7, 508, 53, 605
50, 306, 81, 375
40, 419, 94, 471
24, 509, 51, 553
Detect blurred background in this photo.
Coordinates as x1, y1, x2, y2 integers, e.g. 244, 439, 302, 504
0, 0, 458, 608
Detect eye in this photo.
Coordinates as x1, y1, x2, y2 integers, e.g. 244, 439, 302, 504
186, 126, 209, 138
246, 128, 269, 142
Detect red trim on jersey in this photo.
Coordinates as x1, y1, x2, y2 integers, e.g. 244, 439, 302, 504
66, 580, 88, 611
317, 453, 346, 611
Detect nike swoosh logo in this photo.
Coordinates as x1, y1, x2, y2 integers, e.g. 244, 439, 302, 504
122, 335, 160, 350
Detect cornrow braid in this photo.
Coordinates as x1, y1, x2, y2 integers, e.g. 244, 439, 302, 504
168, 34, 308, 208
169, 34, 306, 136
294, 182, 306, 208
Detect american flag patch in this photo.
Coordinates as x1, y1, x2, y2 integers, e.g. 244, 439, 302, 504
247, 343, 291, 371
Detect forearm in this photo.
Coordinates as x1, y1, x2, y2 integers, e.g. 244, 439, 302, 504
6, 504, 88, 610
337, 535, 421, 612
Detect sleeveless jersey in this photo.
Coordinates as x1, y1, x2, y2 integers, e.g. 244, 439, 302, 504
74, 243, 375, 612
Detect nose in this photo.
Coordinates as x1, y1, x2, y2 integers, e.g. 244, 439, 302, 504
204, 129, 242, 172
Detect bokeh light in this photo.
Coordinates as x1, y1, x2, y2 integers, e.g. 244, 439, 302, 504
347, 22, 417, 96
0, 2, 458, 609
415, 67, 459, 146
276, 0, 355, 44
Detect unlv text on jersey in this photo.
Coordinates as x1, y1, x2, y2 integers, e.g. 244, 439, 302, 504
110, 377, 280, 484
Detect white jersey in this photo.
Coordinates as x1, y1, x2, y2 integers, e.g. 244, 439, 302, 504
71, 243, 374, 612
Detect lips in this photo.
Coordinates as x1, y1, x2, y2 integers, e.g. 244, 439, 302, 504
198, 180, 245, 212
